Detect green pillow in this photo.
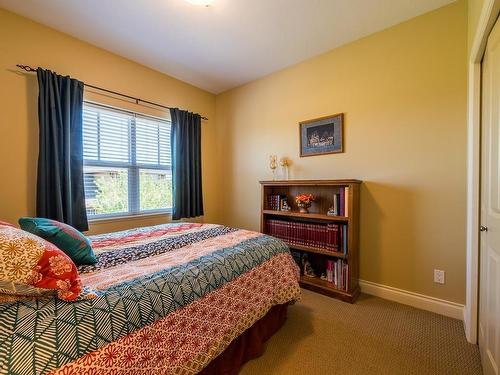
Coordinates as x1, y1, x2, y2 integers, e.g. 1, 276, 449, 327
18, 217, 97, 265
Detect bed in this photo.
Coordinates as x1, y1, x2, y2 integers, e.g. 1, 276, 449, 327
0, 222, 301, 375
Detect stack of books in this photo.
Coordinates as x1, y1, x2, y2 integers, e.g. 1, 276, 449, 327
332, 186, 350, 216
266, 219, 348, 254
326, 259, 349, 291
266, 194, 286, 210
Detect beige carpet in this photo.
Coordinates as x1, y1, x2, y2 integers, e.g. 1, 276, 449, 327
240, 290, 482, 375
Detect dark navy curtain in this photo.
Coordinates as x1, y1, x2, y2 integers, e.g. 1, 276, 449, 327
169, 108, 204, 220
36, 68, 88, 231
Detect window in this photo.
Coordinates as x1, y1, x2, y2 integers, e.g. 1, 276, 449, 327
82, 103, 172, 218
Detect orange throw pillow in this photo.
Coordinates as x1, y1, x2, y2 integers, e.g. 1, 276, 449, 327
0, 224, 82, 301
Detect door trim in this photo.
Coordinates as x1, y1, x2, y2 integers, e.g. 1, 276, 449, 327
466, 0, 500, 344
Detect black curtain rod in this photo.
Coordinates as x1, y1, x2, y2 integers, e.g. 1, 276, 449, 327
16, 64, 208, 121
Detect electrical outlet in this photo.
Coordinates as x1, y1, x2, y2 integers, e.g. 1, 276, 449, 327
434, 269, 445, 284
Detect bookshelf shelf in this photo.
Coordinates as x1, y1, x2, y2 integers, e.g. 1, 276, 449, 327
260, 179, 361, 303
262, 210, 349, 222
299, 277, 360, 303
284, 242, 347, 259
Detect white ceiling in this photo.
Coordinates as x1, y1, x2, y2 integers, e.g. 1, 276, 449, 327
1, 0, 454, 93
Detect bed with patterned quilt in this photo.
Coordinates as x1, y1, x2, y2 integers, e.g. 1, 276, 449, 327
0, 222, 301, 375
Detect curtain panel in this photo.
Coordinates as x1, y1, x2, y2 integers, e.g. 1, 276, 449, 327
36, 68, 88, 231
169, 108, 204, 220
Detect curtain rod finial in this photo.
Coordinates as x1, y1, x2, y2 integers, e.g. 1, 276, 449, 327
16, 64, 37, 72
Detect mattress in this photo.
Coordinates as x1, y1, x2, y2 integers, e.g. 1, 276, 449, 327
0, 223, 300, 375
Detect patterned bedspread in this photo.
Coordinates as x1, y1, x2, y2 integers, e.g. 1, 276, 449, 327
0, 223, 300, 375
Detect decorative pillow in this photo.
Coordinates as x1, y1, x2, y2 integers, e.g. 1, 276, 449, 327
0, 226, 82, 301
19, 217, 97, 265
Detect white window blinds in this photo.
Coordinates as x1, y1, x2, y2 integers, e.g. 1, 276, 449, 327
82, 103, 172, 218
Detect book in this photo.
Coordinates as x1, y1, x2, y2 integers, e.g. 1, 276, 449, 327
344, 187, 349, 217
326, 259, 349, 291
326, 224, 339, 251
266, 194, 287, 210
339, 188, 345, 216
332, 193, 339, 215
327, 260, 334, 282
343, 225, 348, 254
266, 219, 346, 257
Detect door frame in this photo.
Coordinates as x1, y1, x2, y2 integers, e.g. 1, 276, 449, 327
466, 0, 500, 344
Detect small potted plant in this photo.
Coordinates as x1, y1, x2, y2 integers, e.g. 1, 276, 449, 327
295, 194, 314, 213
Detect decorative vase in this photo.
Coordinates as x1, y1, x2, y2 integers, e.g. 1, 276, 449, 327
281, 165, 289, 180
297, 202, 311, 213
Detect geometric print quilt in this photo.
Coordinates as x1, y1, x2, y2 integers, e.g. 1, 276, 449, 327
0, 223, 300, 375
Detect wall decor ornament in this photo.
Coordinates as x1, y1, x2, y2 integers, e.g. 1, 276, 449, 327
299, 113, 344, 157
269, 155, 278, 180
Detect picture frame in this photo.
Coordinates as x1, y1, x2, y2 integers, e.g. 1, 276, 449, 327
299, 113, 344, 157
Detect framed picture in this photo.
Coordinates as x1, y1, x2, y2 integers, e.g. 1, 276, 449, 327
299, 113, 344, 157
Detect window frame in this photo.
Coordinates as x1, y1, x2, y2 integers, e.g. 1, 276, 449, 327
82, 101, 172, 221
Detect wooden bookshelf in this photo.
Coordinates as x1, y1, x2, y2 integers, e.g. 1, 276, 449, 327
260, 179, 361, 303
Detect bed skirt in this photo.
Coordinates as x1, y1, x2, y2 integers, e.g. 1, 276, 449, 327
200, 303, 289, 375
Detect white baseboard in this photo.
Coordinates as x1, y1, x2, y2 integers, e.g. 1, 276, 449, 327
359, 279, 464, 320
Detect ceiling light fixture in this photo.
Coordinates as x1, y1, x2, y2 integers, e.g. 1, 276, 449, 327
185, 0, 213, 6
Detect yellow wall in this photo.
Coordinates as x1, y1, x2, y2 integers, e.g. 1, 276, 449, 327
468, 0, 485, 54
216, 2, 468, 303
0, 8, 218, 234
0, 3, 469, 303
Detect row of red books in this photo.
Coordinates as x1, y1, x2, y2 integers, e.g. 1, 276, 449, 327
266, 219, 348, 254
